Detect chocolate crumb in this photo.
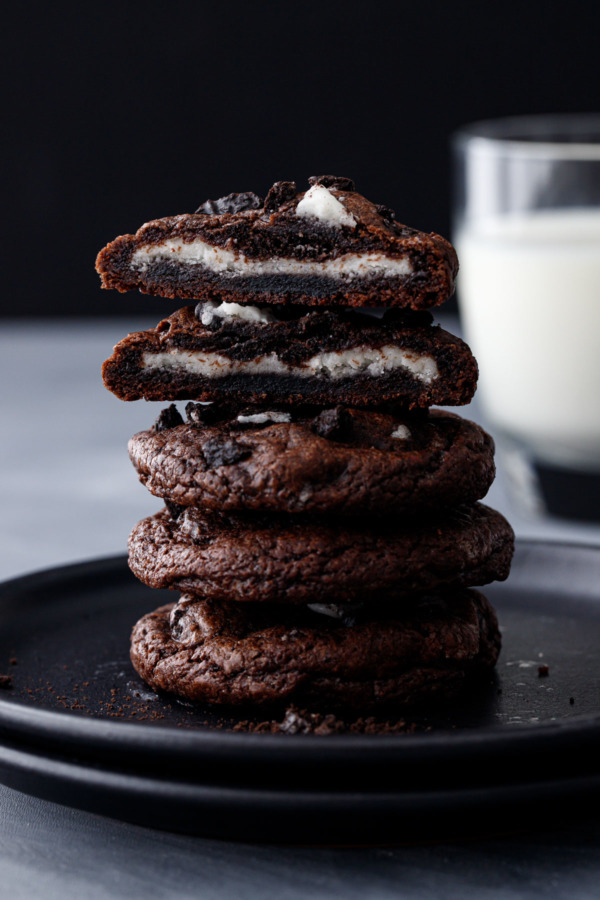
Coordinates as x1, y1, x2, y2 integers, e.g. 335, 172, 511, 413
538, 664, 550, 677
195, 192, 263, 216
310, 407, 354, 442
153, 404, 184, 432
308, 175, 355, 192
0, 674, 13, 689
570, 697, 575, 705
9, 657, 17, 666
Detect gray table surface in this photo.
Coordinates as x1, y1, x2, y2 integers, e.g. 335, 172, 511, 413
1, 317, 600, 900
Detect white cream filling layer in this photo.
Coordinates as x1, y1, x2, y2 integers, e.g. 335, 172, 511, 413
391, 425, 411, 439
132, 240, 412, 279
237, 411, 292, 424
200, 300, 277, 326
295, 184, 357, 228
142, 345, 438, 383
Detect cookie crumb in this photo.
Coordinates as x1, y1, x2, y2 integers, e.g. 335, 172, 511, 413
231, 705, 420, 735
0, 674, 13, 689
538, 664, 550, 677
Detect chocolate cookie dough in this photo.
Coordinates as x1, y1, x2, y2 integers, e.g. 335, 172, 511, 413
127, 503, 515, 605
129, 589, 501, 707
96, 176, 458, 309
129, 407, 495, 516
102, 304, 477, 408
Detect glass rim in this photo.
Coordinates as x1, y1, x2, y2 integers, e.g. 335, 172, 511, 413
453, 113, 600, 160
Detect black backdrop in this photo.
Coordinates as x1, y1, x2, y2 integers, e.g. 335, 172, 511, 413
4, 0, 599, 317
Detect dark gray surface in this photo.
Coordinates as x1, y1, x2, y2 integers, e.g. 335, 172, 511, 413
1, 783, 600, 900
1, 319, 600, 897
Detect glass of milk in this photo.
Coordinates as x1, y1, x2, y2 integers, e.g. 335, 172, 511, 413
453, 114, 600, 520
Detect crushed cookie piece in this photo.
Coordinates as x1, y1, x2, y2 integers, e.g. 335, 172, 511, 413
202, 437, 252, 468
185, 402, 225, 427
310, 407, 354, 441
153, 404, 183, 432
195, 192, 263, 215
264, 181, 297, 211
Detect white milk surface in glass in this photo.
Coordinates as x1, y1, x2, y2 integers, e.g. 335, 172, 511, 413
456, 209, 600, 468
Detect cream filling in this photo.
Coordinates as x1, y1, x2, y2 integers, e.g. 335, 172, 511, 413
391, 425, 411, 439
142, 345, 438, 383
200, 300, 277, 326
132, 240, 412, 279
237, 411, 292, 424
295, 184, 357, 228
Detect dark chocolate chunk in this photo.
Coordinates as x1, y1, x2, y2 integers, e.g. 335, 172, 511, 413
264, 181, 297, 211
0, 674, 13, 690
201, 437, 252, 468
195, 192, 263, 215
310, 407, 354, 442
308, 175, 356, 191
153, 404, 184, 432
376, 203, 396, 221
185, 402, 225, 427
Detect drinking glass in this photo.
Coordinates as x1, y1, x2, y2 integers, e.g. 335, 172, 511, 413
452, 114, 600, 520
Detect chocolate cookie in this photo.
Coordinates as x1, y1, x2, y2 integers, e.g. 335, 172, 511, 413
129, 408, 495, 516
101, 304, 477, 408
127, 504, 514, 604
129, 589, 501, 708
95, 176, 458, 309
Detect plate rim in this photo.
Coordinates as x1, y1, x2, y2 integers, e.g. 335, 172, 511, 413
2, 733, 600, 842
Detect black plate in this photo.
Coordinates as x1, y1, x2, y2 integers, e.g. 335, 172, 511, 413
0, 541, 599, 842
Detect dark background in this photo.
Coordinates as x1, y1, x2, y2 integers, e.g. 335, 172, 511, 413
4, 1, 599, 318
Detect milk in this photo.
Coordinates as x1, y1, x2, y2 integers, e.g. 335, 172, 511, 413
456, 209, 600, 469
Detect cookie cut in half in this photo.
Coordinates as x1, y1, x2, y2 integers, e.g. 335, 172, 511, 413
96, 176, 458, 309
102, 305, 477, 408
129, 589, 501, 708
127, 503, 515, 605
129, 407, 495, 516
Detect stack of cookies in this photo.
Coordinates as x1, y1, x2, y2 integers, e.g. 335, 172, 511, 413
97, 175, 514, 710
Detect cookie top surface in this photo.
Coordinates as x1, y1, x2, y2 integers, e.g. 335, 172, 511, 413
128, 503, 514, 605
102, 305, 477, 409
95, 176, 458, 309
129, 407, 495, 516
129, 589, 501, 708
